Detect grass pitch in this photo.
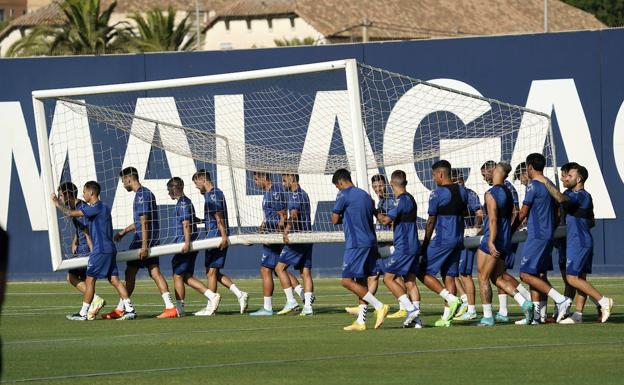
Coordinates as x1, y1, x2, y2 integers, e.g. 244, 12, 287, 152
2, 277, 623, 384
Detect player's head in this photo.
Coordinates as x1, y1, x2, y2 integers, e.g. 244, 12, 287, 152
390, 170, 407, 191
82, 181, 101, 203
431, 160, 452, 186
493, 162, 512, 184
252, 171, 271, 189
480, 160, 496, 185
119, 167, 140, 191
559, 162, 579, 184
57, 181, 78, 206
281, 173, 299, 191
514, 161, 528, 186
371, 174, 387, 198
564, 163, 588, 188
332, 168, 352, 190
526, 153, 546, 178
192, 169, 211, 194
450, 168, 465, 185
167, 177, 184, 200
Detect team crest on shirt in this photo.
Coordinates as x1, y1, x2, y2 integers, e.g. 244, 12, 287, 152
209, 193, 216, 201
292, 193, 299, 200
272, 192, 280, 200
137, 195, 143, 203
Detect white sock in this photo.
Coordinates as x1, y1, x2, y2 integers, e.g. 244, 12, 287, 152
516, 284, 531, 300
399, 300, 406, 310
460, 294, 468, 303
439, 289, 458, 303
123, 298, 134, 312
162, 292, 175, 309
284, 287, 295, 302
498, 294, 508, 316
229, 284, 243, 299
356, 304, 367, 324
263, 296, 272, 311
572, 311, 583, 321
547, 288, 565, 304
176, 300, 184, 314
442, 306, 451, 320
398, 294, 415, 312
513, 292, 526, 306
598, 296, 610, 308
413, 300, 420, 310
468, 305, 476, 314
80, 302, 90, 316
116, 298, 125, 311
304, 292, 313, 307
203, 289, 216, 301
362, 292, 383, 311
539, 300, 547, 321
294, 284, 304, 299
483, 303, 493, 318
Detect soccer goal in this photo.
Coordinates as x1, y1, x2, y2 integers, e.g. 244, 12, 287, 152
32, 59, 555, 271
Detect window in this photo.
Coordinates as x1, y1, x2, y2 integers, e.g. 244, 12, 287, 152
246, 19, 252, 32
267, 18, 273, 32
0, 9, 5, 22
9, 8, 13, 17
224, 20, 230, 31
289, 17, 295, 29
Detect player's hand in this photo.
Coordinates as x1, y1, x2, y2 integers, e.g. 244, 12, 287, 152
113, 231, 124, 242
488, 241, 500, 258
139, 247, 148, 260
181, 242, 190, 254
283, 231, 290, 244
71, 244, 77, 254
218, 236, 228, 250
50, 193, 61, 207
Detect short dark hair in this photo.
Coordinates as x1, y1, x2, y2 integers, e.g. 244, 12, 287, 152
560, 162, 579, 173
167, 177, 184, 189
514, 162, 527, 180
568, 163, 589, 183
252, 171, 270, 181
119, 166, 139, 180
450, 168, 464, 181
390, 170, 407, 186
332, 168, 352, 184
480, 160, 496, 170
84, 181, 101, 196
58, 181, 78, 197
192, 169, 211, 182
282, 173, 299, 182
526, 153, 546, 172
432, 160, 451, 176
371, 174, 386, 184
497, 162, 512, 178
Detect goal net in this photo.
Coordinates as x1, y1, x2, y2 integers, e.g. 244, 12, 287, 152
32, 59, 554, 271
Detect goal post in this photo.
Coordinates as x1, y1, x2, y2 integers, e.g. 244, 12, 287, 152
32, 59, 555, 272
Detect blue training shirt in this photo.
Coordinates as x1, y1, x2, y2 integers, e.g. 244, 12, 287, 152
287, 187, 312, 232
174, 195, 198, 244
262, 183, 287, 231
332, 186, 377, 249
133, 186, 159, 243
204, 187, 229, 238
481, 185, 513, 255
428, 184, 468, 248
376, 195, 396, 231
464, 187, 482, 228
387, 192, 420, 256
504, 179, 520, 207
523, 179, 556, 240
73, 200, 90, 256
563, 189, 594, 250
79, 200, 116, 254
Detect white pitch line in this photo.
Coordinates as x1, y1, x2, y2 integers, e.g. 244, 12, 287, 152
2, 340, 622, 384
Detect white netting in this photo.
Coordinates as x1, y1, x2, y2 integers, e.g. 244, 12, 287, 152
41, 62, 553, 264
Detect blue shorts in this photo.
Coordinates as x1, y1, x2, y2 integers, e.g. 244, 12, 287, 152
566, 247, 593, 276
205, 247, 227, 269
424, 244, 461, 277
383, 253, 416, 277
261, 244, 283, 269
505, 243, 519, 270
554, 239, 566, 271
519, 238, 553, 275
342, 247, 378, 279
172, 251, 198, 275
279, 244, 313, 269
127, 240, 159, 268
68, 268, 87, 279
86, 253, 119, 279
459, 248, 476, 275
372, 256, 384, 275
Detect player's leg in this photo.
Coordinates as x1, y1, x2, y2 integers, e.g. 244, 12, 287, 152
476, 249, 497, 325
124, 264, 139, 297
67, 271, 86, 293
68, 275, 97, 321
419, 245, 461, 326
214, 271, 248, 314
383, 264, 419, 327
455, 249, 469, 317
456, 248, 477, 320
275, 261, 299, 314
101, 253, 135, 320
250, 245, 280, 316
299, 266, 314, 315
146, 263, 175, 317
68, 269, 106, 319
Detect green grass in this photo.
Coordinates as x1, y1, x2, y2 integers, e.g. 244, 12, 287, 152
2, 277, 623, 384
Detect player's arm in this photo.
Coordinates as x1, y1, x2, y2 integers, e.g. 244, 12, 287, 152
139, 215, 150, 259
513, 204, 530, 233
84, 230, 93, 252
114, 223, 136, 241
71, 234, 78, 254
283, 208, 298, 244
277, 209, 287, 231
51, 194, 84, 217
532, 175, 570, 203
422, 215, 436, 251
377, 198, 399, 226
331, 192, 346, 225
181, 219, 192, 254
214, 210, 229, 250
484, 192, 500, 258
474, 208, 484, 228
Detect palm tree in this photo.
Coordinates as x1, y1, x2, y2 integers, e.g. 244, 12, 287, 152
126, 7, 197, 53
7, 0, 129, 57
274, 37, 316, 47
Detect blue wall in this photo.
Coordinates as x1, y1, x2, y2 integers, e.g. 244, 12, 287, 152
2, 29, 624, 280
